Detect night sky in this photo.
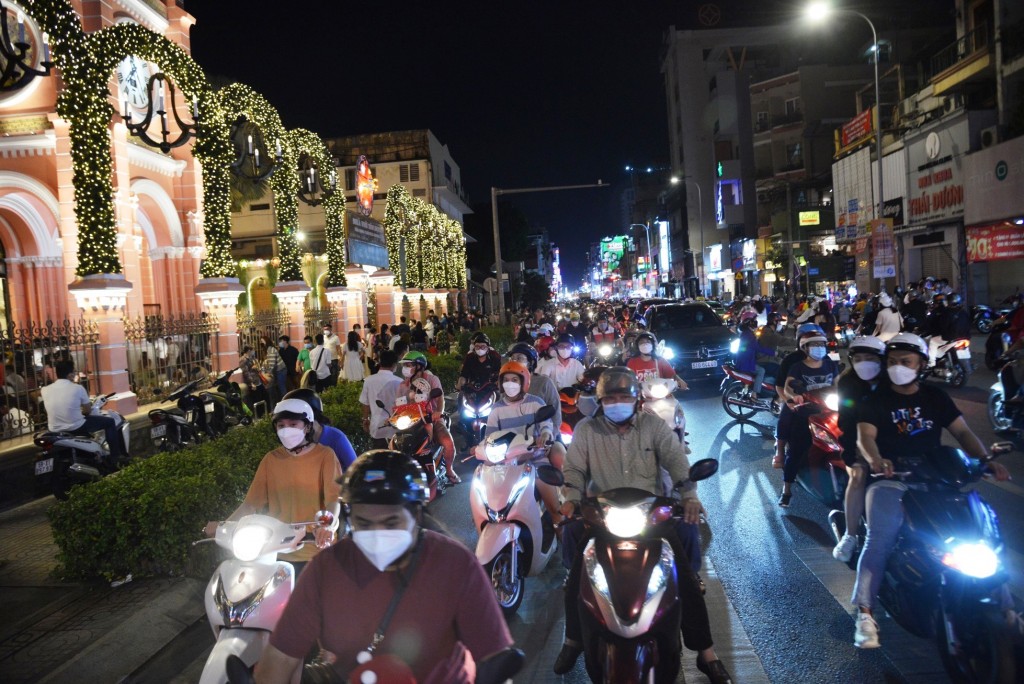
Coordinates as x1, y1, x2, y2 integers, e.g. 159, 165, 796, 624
188, 0, 951, 285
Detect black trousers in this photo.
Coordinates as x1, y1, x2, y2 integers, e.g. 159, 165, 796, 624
563, 526, 713, 652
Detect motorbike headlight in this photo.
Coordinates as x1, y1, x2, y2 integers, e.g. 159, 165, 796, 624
472, 476, 488, 504
824, 393, 839, 412
478, 400, 493, 418
661, 347, 675, 360
729, 339, 740, 354
599, 344, 613, 356
231, 524, 272, 562
506, 473, 531, 509
462, 407, 477, 419
395, 415, 413, 430
942, 542, 999, 579
485, 442, 508, 463
561, 431, 573, 445
573, 345, 582, 354
604, 504, 649, 538
647, 383, 670, 399
808, 422, 841, 451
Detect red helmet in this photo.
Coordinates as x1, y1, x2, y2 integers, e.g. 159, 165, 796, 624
739, 310, 758, 327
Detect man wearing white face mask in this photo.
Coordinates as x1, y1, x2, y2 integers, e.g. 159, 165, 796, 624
204, 399, 341, 572
538, 333, 585, 389
456, 331, 502, 391
396, 351, 459, 483
254, 451, 516, 684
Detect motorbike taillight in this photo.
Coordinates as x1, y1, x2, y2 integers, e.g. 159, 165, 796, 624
148, 410, 165, 424
34, 435, 57, 448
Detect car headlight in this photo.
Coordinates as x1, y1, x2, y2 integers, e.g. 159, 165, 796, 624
729, 339, 740, 354
942, 542, 999, 579
395, 415, 413, 430
604, 504, 649, 538
231, 524, 272, 562
824, 393, 839, 411
661, 347, 675, 360
598, 344, 613, 356
485, 442, 508, 463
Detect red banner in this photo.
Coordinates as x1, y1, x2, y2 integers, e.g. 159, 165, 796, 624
841, 108, 873, 147
967, 223, 1024, 263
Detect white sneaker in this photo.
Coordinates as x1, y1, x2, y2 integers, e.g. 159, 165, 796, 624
833, 534, 858, 562
854, 613, 880, 649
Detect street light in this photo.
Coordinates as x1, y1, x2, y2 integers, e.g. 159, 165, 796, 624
805, 1, 885, 285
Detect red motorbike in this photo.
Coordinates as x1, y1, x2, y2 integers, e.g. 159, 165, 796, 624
789, 389, 847, 509
558, 365, 606, 444
719, 363, 782, 420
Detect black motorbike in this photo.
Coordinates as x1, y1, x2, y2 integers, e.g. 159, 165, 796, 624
200, 368, 253, 435
971, 305, 1010, 335
147, 378, 208, 451
456, 381, 497, 450
829, 444, 1018, 684
985, 318, 1013, 371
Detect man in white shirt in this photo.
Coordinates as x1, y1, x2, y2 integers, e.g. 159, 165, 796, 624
321, 324, 342, 387
359, 349, 402, 448
538, 333, 586, 389
309, 334, 333, 393
40, 360, 125, 462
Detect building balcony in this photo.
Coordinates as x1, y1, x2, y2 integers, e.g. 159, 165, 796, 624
717, 203, 745, 227
432, 177, 472, 215
771, 111, 803, 128
930, 23, 994, 95
1003, 18, 1024, 76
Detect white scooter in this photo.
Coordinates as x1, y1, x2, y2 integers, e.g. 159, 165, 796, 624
640, 378, 688, 449
470, 405, 563, 616
33, 391, 133, 500
197, 511, 335, 684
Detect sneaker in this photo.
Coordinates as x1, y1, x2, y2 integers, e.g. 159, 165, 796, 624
833, 534, 858, 563
778, 492, 792, 508
854, 612, 880, 648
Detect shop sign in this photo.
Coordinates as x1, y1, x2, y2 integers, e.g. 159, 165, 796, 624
870, 218, 896, 278
741, 239, 757, 269
706, 244, 722, 272
907, 118, 968, 223
841, 108, 873, 148
835, 225, 846, 241
966, 222, 1024, 263
963, 135, 1024, 225
799, 211, 820, 226
882, 197, 904, 227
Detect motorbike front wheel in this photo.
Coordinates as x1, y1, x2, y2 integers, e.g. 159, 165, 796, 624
937, 607, 1017, 684
485, 544, 524, 616
722, 382, 757, 421
977, 317, 993, 334
949, 359, 968, 388
988, 392, 1013, 433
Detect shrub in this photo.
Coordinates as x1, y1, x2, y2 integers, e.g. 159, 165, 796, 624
319, 382, 372, 455
456, 325, 513, 356
427, 353, 462, 394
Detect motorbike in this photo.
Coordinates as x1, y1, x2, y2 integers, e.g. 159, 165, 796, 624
568, 459, 720, 684
719, 362, 782, 421
786, 389, 847, 509
148, 378, 208, 451
589, 340, 621, 368
925, 337, 972, 388
988, 353, 1022, 433
34, 391, 132, 500
835, 320, 857, 348
470, 405, 562, 615
376, 388, 451, 501
640, 377, 687, 445
558, 365, 606, 445
456, 381, 497, 450
985, 317, 1013, 371
201, 368, 253, 435
829, 444, 1018, 684
196, 511, 335, 684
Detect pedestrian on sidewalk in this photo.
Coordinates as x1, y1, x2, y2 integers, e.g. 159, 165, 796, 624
360, 350, 401, 448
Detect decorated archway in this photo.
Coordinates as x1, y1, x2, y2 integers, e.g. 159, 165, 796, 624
286, 128, 345, 288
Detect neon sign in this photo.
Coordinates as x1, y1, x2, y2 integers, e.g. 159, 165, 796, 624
355, 155, 378, 216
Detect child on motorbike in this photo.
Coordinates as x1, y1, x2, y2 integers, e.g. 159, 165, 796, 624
831, 336, 886, 562
624, 331, 688, 389
771, 323, 822, 469
734, 311, 776, 406
397, 351, 459, 483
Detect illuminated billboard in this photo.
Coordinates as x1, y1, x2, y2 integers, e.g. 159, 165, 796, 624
600, 236, 628, 280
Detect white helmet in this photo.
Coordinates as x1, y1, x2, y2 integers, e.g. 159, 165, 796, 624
878, 293, 893, 308
538, 323, 554, 335
849, 336, 886, 356
885, 332, 928, 358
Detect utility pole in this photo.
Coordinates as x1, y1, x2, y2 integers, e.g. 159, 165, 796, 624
491, 181, 607, 324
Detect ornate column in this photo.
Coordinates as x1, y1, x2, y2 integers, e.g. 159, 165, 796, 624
344, 264, 368, 331
369, 269, 397, 326
273, 280, 312, 339
68, 274, 137, 415
195, 277, 245, 374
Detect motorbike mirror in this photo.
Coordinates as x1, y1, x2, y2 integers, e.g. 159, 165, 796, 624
534, 405, 556, 423
225, 654, 255, 684
429, 387, 444, 400
991, 442, 1014, 456
687, 458, 719, 482
536, 464, 565, 487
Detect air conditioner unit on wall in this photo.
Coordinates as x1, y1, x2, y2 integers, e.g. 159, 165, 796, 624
981, 125, 999, 149
944, 94, 964, 114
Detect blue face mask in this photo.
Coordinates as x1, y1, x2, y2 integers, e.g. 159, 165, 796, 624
807, 346, 827, 360
603, 402, 635, 424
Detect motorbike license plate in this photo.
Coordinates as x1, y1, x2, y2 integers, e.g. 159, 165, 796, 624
956, 349, 971, 359
35, 457, 53, 475
150, 424, 167, 438
205, 402, 215, 413
692, 360, 717, 369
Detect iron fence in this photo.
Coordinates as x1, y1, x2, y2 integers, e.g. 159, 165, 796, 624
0, 319, 100, 441
931, 23, 990, 78
124, 312, 220, 405
236, 309, 293, 362
304, 307, 337, 339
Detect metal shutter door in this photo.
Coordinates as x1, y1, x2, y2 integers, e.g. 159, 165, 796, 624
920, 245, 954, 283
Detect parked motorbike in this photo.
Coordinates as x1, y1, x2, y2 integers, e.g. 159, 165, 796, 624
376, 388, 450, 501
988, 353, 1022, 433
567, 459, 720, 684
640, 377, 687, 445
196, 511, 334, 684
201, 368, 253, 435
148, 378, 207, 451
925, 337, 972, 388
34, 392, 132, 500
457, 381, 497, 450
985, 317, 1013, 371
470, 405, 561, 615
719, 362, 782, 421
829, 444, 1018, 684
558, 366, 605, 444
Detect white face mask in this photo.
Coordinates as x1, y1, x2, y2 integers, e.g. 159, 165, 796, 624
638, 343, 654, 355
557, 348, 572, 359
401, 366, 415, 378
276, 427, 307, 450
475, 348, 488, 357
887, 364, 919, 386
853, 360, 881, 381
502, 381, 521, 398
352, 528, 414, 571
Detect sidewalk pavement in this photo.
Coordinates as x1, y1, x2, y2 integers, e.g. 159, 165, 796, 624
0, 496, 203, 684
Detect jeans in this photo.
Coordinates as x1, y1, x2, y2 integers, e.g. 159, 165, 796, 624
852, 480, 907, 610
751, 365, 766, 396
80, 414, 125, 459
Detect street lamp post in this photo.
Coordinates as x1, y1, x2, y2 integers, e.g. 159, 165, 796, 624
806, 2, 886, 288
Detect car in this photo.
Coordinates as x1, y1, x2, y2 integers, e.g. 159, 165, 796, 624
633, 297, 674, 323
642, 302, 736, 381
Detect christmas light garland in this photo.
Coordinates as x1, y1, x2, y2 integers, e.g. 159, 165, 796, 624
285, 128, 345, 286
383, 184, 466, 289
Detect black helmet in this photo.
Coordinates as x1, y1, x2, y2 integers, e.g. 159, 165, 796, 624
555, 332, 575, 347
507, 342, 539, 372
596, 366, 639, 400
282, 388, 324, 421
339, 450, 428, 507
632, 331, 657, 354
470, 332, 491, 346
949, 293, 962, 306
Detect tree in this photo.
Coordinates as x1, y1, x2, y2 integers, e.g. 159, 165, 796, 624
521, 272, 552, 311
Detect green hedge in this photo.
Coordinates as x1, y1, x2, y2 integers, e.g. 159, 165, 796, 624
49, 382, 373, 580
456, 325, 514, 356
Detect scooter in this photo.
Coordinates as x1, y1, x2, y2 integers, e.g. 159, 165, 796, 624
470, 405, 562, 616
719, 362, 782, 421
567, 459, 720, 684
828, 444, 1018, 684
640, 377, 687, 445
985, 317, 1013, 371
33, 392, 132, 500
201, 369, 253, 435
786, 390, 847, 509
988, 353, 1022, 433
925, 337, 971, 388
558, 366, 605, 445
589, 340, 621, 368
376, 388, 450, 501
148, 378, 207, 451
196, 511, 335, 684
456, 381, 497, 450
